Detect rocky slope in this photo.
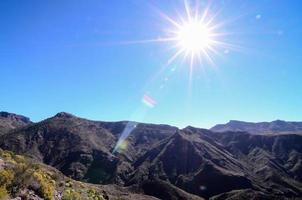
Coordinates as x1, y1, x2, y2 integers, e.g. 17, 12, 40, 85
0, 111, 302, 199
0, 149, 160, 200
0, 111, 32, 135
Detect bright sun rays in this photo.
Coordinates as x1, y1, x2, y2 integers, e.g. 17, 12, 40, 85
159, 1, 230, 75
121, 0, 237, 78
112, 1, 237, 154
167, 4, 218, 68
167, 9, 218, 77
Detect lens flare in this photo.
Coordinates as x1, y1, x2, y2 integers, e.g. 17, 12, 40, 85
112, 121, 137, 154
114, 139, 128, 153
111, 1, 240, 156
142, 94, 157, 108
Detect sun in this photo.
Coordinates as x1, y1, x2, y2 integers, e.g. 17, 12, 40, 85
176, 20, 213, 55
120, 1, 236, 72
160, 3, 224, 68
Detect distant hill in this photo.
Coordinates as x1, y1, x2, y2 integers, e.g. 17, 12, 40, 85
0, 111, 302, 199
211, 120, 302, 135
0, 111, 32, 135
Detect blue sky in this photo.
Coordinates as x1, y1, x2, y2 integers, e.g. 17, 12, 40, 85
1, 0, 302, 128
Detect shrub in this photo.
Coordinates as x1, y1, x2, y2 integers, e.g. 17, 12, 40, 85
0, 151, 16, 166
9, 159, 35, 194
65, 180, 72, 187
0, 187, 8, 200
0, 151, 57, 199
0, 150, 14, 159
0, 169, 14, 186
33, 170, 55, 200
62, 189, 81, 200
14, 155, 25, 163
87, 188, 105, 200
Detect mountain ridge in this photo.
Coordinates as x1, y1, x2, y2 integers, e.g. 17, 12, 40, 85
0, 111, 302, 199
211, 119, 302, 135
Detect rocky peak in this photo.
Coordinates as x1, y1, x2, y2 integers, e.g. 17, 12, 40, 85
54, 112, 75, 119
271, 119, 287, 125
0, 111, 31, 124
228, 120, 245, 124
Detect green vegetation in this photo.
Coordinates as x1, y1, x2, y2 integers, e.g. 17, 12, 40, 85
0, 149, 107, 200
0, 168, 14, 186
0, 168, 13, 200
62, 188, 81, 200
0, 186, 9, 200
33, 169, 55, 200
0, 150, 36, 198
87, 188, 105, 200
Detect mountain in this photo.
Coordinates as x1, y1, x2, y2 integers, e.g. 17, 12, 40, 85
0, 112, 178, 184
0, 149, 160, 200
0, 112, 302, 200
211, 120, 302, 135
187, 127, 302, 198
0, 111, 32, 135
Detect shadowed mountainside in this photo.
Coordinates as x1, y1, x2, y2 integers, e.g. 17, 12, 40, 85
0, 149, 162, 200
0, 111, 302, 200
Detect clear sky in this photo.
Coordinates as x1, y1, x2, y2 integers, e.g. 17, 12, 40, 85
1, 0, 302, 128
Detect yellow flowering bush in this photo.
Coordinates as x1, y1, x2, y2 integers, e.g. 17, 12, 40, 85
33, 169, 55, 200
